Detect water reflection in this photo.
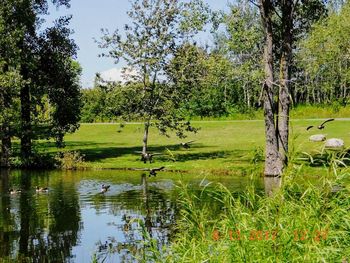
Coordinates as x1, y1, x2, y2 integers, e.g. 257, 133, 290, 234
0, 169, 262, 262
0, 169, 11, 258
0, 170, 82, 262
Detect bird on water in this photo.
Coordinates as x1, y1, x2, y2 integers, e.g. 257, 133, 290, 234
36, 186, 49, 192
9, 188, 21, 194
101, 184, 110, 193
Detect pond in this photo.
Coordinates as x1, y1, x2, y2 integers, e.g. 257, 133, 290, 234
0, 169, 263, 262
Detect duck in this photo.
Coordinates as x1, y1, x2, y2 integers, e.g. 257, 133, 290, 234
36, 186, 49, 193
101, 184, 110, 193
9, 188, 21, 194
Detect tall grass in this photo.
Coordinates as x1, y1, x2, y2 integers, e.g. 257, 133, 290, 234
141, 170, 350, 262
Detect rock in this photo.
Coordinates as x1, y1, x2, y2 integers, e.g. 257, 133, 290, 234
309, 134, 326, 142
324, 138, 344, 149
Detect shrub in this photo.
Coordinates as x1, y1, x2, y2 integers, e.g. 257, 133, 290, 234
10, 152, 57, 169
55, 151, 86, 170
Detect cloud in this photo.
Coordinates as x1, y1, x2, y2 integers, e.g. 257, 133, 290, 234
99, 67, 138, 84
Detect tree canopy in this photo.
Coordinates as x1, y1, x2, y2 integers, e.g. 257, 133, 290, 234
0, 0, 81, 167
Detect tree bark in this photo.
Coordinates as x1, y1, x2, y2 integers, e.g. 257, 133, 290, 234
259, 0, 283, 177
142, 122, 150, 154
278, 0, 293, 166
20, 82, 32, 162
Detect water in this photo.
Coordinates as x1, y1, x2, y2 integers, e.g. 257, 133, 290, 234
0, 169, 263, 262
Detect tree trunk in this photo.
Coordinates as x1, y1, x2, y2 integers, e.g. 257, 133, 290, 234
0, 124, 12, 167
20, 82, 32, 162
56, 132, 65, 148
259, 0, 283, 177
278, 0, 293, 166
142, 122, 150, 154
264, 176, 282, 197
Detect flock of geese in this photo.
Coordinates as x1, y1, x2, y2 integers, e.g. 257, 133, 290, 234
9, 184, 112, 195
8, 139, 196, 195
8, 119, 338, 195
8, 120, 339, 196
130, 140, 196, 179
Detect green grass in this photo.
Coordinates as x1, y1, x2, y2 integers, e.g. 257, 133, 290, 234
290, 104, 350, 119
146, 172, 350, 262
34, 118, 350, 175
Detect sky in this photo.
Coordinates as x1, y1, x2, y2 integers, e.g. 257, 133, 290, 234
45, 0, 230, 88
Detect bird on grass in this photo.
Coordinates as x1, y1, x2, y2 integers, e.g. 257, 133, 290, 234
101, 184, 110, 193
180, 140, 195, 149
9, 188, 21, 194
36, 186, 49, 193
134, 151, 162, 163
306, 118, 334, 131
132, 166, 165, 177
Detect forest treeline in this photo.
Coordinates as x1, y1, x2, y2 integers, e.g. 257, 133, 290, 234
81, 1, 350, 122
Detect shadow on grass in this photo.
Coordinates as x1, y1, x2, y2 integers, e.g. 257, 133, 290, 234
34, 141, 252, 165
171, 150, 247, 162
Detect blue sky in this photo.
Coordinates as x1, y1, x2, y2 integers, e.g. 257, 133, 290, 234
46, 0, 230, 88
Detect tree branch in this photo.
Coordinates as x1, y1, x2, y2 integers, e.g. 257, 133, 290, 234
248, 0, 260, 8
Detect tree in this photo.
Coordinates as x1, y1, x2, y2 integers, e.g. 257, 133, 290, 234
98, 0, 210, 154
253, 0, 328, 176
0, 2, 23, 167
214, 1, 264, 111
1, 0, 81, 165
298, 2, 350, 104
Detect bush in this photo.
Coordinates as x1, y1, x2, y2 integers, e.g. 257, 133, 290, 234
55, 151, 86, 170
10, 152, 57, 169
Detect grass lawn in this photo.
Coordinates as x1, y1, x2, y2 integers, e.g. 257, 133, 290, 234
37, 119, 350, 174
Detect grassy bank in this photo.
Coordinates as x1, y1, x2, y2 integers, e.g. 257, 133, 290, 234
33, 118, 350, 174
145, 172, 350, 262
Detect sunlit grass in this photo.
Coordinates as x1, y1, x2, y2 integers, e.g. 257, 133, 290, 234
33, 118, 350, 174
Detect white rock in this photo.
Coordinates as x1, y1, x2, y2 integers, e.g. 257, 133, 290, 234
309, 134, 326, 142
324, 138, 344, 149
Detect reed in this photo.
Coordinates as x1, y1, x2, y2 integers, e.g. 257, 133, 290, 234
142, 170, 350, 262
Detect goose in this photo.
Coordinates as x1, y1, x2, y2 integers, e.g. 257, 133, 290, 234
9, 188, 21, 194
101, 184, 110, 193
36, 186, 49, 193
131, 166, 166, 177
149, 166, 165, 177
180, 140, 195, 149
306, 118, 334, 130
